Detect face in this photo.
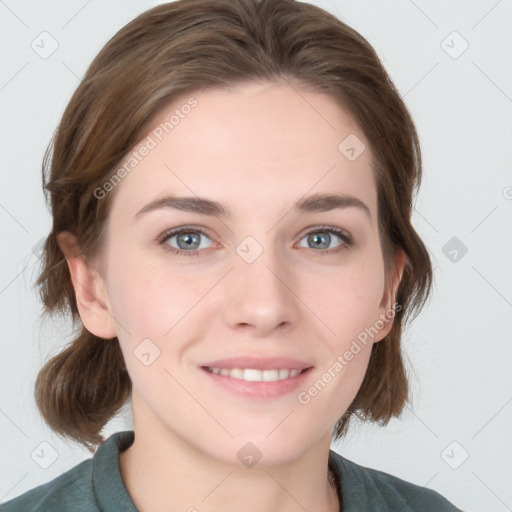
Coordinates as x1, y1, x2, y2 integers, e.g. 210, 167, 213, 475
86, 80, 401, 465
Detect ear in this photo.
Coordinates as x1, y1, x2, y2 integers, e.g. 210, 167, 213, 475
373, 249, 406, 343
57, 231, 117, 339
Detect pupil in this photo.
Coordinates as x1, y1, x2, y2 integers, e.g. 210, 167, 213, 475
310, 232, 330, 249
178, 233, 200, 250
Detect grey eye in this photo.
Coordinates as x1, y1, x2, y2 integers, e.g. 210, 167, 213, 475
298, 229, 347, 250
163, 229, 213, 252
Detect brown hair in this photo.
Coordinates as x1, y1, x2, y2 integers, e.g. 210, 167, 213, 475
35, 0, 432, 452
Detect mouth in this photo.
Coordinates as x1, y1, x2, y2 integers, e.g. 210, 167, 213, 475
199, 357, 314, 399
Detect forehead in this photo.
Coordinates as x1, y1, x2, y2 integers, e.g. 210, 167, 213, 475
108, 81, 376, 223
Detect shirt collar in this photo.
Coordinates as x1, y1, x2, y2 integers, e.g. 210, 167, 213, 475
92, 430, 138, 511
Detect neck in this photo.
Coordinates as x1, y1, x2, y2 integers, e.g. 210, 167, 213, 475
119, 402, 340, 512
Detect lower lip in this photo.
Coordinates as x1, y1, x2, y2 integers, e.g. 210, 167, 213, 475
200, 367, 313, 399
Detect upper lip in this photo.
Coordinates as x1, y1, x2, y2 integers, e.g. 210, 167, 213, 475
200, 356, 313, 371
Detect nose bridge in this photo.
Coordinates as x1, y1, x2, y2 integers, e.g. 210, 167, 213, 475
222, 236, 300, 335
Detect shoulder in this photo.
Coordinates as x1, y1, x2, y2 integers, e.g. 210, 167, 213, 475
329, 450, 464, 511
0, 431, 136, 512
0, 459, 99, 512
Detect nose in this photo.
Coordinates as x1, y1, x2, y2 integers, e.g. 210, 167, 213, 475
222, 247, 301, 337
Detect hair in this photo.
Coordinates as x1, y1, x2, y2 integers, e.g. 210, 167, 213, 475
35, 0, 433, 452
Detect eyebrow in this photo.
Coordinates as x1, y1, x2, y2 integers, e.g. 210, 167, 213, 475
134, 192, 372, 222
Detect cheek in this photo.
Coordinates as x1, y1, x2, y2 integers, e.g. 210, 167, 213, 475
107, 253, 210, 342
305, 257, 385, 343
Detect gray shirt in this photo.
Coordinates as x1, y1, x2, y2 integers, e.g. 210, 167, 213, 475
0, 430, 463, 511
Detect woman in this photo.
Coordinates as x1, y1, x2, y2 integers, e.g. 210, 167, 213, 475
1, 0, 463, 510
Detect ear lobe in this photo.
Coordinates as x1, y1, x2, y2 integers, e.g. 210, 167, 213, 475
373, 249, 406, 343
57, 231, 117, 339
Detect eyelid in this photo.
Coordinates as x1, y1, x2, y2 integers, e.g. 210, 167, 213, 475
157, 225, 216, 244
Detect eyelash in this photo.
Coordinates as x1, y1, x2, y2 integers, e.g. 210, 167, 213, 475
158, 225, 353, 257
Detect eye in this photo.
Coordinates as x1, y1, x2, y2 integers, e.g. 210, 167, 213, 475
297, 226, 353, 254
158, 226, 214, 256
158, 225, 353, 258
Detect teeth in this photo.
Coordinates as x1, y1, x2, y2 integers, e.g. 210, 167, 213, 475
207, 367, 304, 382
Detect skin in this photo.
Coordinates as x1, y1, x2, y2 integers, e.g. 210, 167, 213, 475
58, 79, 405, 512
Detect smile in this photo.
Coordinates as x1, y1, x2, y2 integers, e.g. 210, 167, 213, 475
204, 367, 306, 382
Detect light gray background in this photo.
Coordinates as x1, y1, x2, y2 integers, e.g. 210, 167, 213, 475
1, 1, 511, 510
